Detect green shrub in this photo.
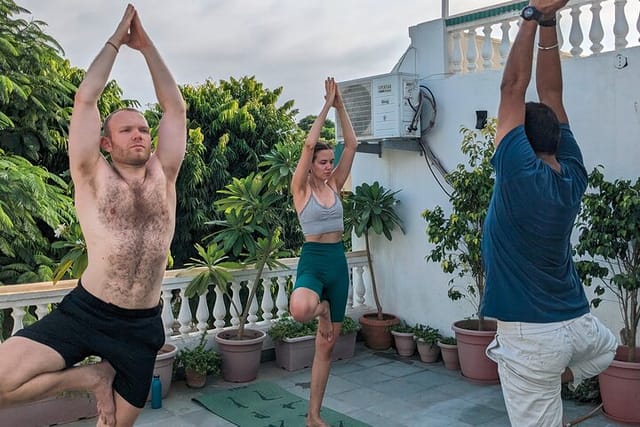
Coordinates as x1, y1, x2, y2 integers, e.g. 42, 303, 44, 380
414, 324, 441, 344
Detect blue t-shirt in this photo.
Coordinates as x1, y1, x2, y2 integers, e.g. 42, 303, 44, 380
480, 124, 590, 322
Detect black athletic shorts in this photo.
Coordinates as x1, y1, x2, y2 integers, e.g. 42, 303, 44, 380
15, 280, 165, 408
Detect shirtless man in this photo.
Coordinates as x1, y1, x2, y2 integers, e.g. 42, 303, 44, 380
0, 5, 186, 426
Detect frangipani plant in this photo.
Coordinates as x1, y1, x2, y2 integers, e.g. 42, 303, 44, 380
186, 172, 291, 340
343, 181, 403, 320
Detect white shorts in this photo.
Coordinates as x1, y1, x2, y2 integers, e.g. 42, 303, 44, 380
486, 313, 617, 427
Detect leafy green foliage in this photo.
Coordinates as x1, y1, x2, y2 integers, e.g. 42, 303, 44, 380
422, 120, 496, 318
0, 148, 74, 283
575, 166, 640, 361
184, 242, 242, 298
177, 333, 221, 376
267, 316, 317, 341
414, 324, 442, 344
188, 172, 293, 339
297, 115, 335, 143
343, 181, 403, 318
267, 315, 359, 340
438, 336, 456, 345
170, 77, 302, 266
390, 321, 416, 334
51, 222, 87, 282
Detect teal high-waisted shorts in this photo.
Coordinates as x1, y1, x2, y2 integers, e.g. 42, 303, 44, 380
294, 241, 349, 322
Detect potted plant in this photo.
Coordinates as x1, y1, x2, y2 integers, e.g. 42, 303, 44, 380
176, 333, 221, 388
390, 321, 416, 357
185, 172, 291, 382
575, 166, 640, 424
414, 324, 442, 363
422, 120, 498, 383
343, 181, 404, 350
268, 316, 318, 371
332, 316, 359, 361
437, 336, 460, 371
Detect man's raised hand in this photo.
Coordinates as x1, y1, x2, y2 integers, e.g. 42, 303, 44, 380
108, 4, 135, 50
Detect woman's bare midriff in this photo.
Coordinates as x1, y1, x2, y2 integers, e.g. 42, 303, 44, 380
304, 230, 343, 244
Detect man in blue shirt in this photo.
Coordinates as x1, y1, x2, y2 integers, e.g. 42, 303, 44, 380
481, 1, 617, 425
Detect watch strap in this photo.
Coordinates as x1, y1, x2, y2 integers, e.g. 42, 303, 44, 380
539, 18, 557, 27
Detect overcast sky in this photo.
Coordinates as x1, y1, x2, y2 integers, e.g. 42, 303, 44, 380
19, 0, 503, 119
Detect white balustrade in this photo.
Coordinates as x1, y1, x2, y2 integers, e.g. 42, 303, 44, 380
446, 0, 640, 74
0, 251, 372, 350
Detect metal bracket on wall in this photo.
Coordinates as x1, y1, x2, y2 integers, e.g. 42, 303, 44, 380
356, 138, 422, 158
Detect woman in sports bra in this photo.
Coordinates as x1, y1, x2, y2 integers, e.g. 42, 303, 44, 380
289, 77, 358, 427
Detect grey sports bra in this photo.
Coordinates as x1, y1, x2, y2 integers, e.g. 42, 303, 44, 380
298, 189, 344, 236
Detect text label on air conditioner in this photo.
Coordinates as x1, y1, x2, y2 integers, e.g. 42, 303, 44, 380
377, 84, 392, 94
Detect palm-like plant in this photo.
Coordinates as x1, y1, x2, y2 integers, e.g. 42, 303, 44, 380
187, 172, 291, 340
343, 181, 403, 320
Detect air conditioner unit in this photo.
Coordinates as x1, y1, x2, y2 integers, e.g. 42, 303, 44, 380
336, 72, 420, 142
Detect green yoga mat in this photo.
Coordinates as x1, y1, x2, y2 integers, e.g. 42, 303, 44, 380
193, 382, 370, 427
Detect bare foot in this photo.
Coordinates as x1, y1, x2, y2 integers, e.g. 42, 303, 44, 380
307, 414, 330, 427
317, 300, 333, 342
91, 361, 116, 426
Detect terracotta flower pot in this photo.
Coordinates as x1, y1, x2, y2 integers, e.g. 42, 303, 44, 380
452, 319, 498, 384
358, 313, 400, 350
437, 341, 460, 370
391, 330, 416, 356
215, 328, 266, 382
185, 368, 207, 388
599, 345, 640, 424
417, 340, 441, 363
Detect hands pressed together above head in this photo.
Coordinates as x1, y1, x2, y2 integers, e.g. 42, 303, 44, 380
108, 3, 153, 53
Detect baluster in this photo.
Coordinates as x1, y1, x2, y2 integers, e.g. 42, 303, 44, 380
569, 4, 584, 57
450, 30, 462, 73
346, 274, 354, 310
275, 275, 289, 319
556, 12, 564, 50
195, 291, 209, 333
613, 0, 629, 49
499, 20, 511, 66
261, 277, 274, 323
35, 304, 49, 321
637, 9, 640, 42
161, 290, 174, 338
465, 29, 478, 72
10, 307, 26, 336
589, 1, 604, 54
230, 281, 242, 327
212, 286, 227, 329
247, 280, 260, 326
177, 289, 193, 336
481, 24, 493, 69
353, 266, 366, 307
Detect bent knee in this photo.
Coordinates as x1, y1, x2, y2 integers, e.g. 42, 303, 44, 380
289, 299, 316, 322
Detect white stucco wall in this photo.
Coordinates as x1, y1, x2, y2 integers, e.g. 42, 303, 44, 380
350, 18, 640, 342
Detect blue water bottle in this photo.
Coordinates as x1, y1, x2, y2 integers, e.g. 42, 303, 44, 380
151, 375, 162, 409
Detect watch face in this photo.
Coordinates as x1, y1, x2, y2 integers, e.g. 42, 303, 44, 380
522, 6, 534, 20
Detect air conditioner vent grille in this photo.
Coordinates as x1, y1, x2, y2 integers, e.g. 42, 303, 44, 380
339, 82, 372, 138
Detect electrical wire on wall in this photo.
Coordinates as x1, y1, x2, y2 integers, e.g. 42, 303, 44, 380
407, 84, 452, 198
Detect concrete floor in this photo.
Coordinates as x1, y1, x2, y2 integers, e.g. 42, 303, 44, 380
66, 343, 628, 427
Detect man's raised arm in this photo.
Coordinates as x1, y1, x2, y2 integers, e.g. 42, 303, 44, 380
127, 11, 187, 182
68, 5, 135, 180
495, 12, 537, 147
536, 3, 569, 124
